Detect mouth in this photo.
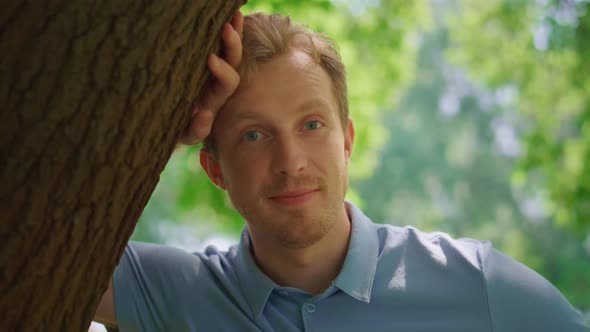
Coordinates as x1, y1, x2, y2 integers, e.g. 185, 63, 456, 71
269, 189, 319, 207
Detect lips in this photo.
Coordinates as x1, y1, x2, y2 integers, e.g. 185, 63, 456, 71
272, 189, 316, 198
269, 188, 319, 206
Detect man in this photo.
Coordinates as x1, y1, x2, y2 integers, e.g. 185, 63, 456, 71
95, 11, 590, 331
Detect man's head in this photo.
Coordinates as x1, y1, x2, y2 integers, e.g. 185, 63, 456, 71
203, 12, 349, 155
200, 12, 354, 249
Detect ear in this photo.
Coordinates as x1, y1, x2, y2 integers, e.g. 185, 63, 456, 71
344, 118, 354, 163
200, 149, 227, 190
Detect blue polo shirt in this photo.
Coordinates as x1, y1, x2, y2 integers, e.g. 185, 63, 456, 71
113, 203, 589, 331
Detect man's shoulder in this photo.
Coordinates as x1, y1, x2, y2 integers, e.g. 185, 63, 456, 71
373, 222, 490, 270
366, 222, 589, 330
127, 239, 239, 259
113, 241, 248, 330
120, 241, 241, 282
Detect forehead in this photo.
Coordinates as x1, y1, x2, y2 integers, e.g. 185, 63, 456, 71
224, 49, 336, 113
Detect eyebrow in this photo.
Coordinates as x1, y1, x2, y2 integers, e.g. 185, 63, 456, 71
296, 98, 333, 112
231, 98, 333, 120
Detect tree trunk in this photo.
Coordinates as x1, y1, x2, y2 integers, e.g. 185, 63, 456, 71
0, 1, 244, 330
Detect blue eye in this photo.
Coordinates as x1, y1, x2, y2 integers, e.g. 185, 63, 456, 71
243, 131, 262, 141
305, 121, 322, 130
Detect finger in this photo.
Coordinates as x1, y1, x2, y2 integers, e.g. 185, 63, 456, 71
191, 97, 203, 116
231, 10, 244, 39
202, 54, 240, 111
180, 110, 215, 145
222, 23, 242, 68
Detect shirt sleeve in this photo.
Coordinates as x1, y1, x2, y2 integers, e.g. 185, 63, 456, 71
482, 244, 590, 331
112, 241, 199, 332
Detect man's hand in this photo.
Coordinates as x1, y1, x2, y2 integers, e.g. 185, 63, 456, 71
180, 10, 244, 145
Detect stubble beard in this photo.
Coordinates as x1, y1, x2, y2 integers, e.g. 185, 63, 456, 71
274, 176, 347, 249
233, 172, 347, 249
276, 204, 336, 248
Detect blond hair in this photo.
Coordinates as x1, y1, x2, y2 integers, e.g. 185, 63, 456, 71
203, 12, 348, 154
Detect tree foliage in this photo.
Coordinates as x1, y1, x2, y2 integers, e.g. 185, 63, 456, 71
446, 0, 590, 234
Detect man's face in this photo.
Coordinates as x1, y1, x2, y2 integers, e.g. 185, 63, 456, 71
201, 49, 354, 249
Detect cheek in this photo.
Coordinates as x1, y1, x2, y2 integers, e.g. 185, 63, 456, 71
222, 153, 265, 189
317, 136, 347, 164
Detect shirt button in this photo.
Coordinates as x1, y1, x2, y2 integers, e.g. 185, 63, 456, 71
305, 303, 316, 313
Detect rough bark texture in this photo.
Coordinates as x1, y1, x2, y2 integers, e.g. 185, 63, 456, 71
0, 1, 243, 330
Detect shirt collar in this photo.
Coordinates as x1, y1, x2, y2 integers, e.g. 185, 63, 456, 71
235, 229, 276, 319
332, 201, 379, 303
234, 201, 380, 318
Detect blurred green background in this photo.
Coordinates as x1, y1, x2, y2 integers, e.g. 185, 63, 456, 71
133, 0, 590, 318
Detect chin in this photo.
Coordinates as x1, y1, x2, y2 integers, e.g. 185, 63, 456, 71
276, 211, 334, 249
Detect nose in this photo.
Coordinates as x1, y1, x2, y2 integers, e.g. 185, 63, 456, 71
271, 134, 307, 176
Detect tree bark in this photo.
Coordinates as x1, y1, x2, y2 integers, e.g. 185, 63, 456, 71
0, 1, 244, 330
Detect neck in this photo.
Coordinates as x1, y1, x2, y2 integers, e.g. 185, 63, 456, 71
249, 205, 351, 295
